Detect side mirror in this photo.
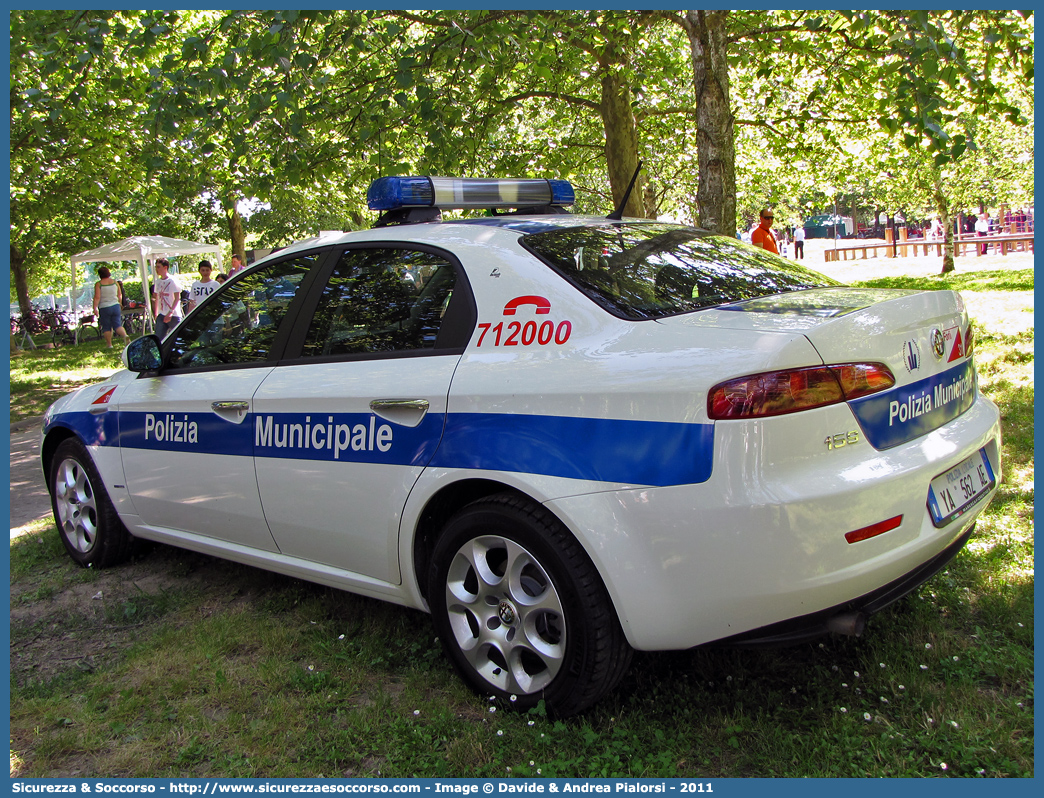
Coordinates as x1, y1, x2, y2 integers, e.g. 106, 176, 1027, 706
123, 335, 163, 372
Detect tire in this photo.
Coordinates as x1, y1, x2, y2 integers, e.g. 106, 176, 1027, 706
428, 492, 632, 717
52, 327, 75, 348
49, 438, 134, 568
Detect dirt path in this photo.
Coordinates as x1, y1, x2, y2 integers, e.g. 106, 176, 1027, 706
10, 423, 52, 532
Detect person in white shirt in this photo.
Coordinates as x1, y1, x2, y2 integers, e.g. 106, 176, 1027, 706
152, 258, 183, 339
975, 213, 991, 255
188, 261, 219, 311
793, 224, 806, 259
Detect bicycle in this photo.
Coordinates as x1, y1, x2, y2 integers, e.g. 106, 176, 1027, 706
46, 308, 77, 348
38, 306, 63, 330
76, 313, 102, 343
12, 309, 45, 349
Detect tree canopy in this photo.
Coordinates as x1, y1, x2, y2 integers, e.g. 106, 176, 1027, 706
9, 9, 1033, 310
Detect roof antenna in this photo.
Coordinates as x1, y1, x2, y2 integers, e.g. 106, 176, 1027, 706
607, 160, 643, 221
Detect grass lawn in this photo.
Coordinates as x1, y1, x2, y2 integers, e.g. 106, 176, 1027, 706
10, 337, 127, 424
8, 268, 1033, 778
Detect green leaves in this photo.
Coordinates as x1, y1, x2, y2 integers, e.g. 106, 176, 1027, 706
9, 7, 1033, 308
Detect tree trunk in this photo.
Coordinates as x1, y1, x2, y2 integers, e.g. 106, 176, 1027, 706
600, 70, 648, 218
225, 201, 246, 262
684, 10, 735, 237
934, 174, 955, 274
11, 243, 32, 318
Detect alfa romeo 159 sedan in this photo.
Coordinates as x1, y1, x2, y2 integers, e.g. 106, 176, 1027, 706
43, 177, 1001, 716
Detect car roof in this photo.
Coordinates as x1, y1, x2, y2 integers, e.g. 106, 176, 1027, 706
250, 215, 671, 267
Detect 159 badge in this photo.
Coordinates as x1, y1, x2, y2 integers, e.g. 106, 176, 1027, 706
825, 431, 860, 450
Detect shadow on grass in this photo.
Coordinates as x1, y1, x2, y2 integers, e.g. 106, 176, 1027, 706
984, 382, 1035, 469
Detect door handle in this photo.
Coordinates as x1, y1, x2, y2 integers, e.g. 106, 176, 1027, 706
369, 399, 430, 412
211, 400, 250, 424
212, 401, 250, 411
369, 398, 430, 428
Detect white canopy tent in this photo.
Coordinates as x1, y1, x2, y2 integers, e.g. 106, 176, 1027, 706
70, 236, 222, 332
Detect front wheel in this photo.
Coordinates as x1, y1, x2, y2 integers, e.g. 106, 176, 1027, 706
79, 322, 101, 342
49, 438, 134, 568
428, 493, 632, 717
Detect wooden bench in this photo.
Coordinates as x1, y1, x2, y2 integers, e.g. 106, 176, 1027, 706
823, 242, 895, 262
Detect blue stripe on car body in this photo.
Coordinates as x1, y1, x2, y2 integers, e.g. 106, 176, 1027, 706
46, 410, 715, 488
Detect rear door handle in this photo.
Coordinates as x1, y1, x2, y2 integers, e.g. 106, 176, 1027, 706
369, 399, 429, 412
369, 398, 430, 428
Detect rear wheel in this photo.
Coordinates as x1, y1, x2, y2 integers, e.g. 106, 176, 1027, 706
49, 438, 134, 568
428, 493, 632, 717
52, 325, 75, 348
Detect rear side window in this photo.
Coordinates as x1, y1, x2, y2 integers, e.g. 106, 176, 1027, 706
523, 223, 839, 320
300, 247, 458, 358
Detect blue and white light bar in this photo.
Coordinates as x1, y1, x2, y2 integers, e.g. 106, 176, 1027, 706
367, 176, 575, 212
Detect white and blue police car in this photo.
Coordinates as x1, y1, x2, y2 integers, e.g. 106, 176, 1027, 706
42, 176, 1001, 716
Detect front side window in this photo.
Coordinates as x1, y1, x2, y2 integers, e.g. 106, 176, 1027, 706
524, 223, 840, 320
300, 248, 457, 358
166, 256, 315, 367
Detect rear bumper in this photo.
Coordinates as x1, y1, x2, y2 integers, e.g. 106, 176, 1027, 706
717, 522, 974, 647
546, 395, 1001, 650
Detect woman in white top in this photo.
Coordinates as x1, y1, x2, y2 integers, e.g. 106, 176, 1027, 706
93, 266, 129, 348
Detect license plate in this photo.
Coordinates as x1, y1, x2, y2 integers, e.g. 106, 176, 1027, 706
927, 448, 996, 527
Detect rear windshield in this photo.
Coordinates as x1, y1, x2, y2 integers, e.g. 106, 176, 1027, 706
523, 223, 840, 320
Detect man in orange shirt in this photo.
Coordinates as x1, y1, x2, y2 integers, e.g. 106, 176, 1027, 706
751, 209, 779, 254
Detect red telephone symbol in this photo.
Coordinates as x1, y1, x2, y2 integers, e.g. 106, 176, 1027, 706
503, 295, 552, 316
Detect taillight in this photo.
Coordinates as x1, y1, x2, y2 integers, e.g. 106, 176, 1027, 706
708, 363, 895, 420
831, 363, 896, 400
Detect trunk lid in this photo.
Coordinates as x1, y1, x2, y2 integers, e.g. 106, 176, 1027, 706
661, 287, 978, 449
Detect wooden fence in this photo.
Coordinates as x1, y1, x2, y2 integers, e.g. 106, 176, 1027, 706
822, 233, 1034, 262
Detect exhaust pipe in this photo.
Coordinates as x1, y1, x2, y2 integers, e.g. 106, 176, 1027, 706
826, 611, 866, 637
